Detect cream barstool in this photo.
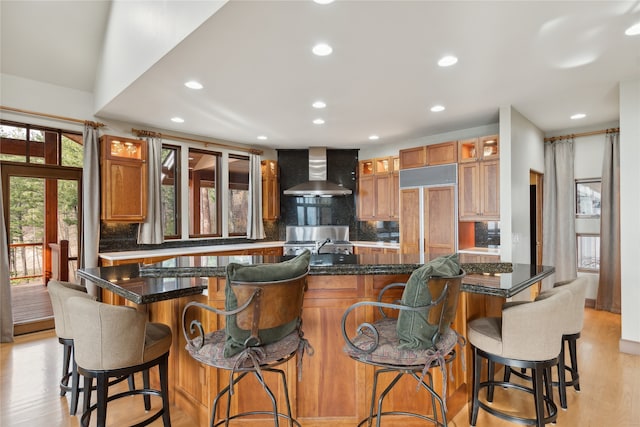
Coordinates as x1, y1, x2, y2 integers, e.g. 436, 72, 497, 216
469, 288, 572, 427
67, 297, 172, 427
504, 277, 588, 409
47, 280, 96, 415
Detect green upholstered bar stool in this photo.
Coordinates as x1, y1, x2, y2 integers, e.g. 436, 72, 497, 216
469, 288, 572, 427
342, 254, 465, 427
67, 297, 172, 427
182, 250, 311, 427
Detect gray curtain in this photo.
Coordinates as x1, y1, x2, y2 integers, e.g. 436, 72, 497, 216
79, 124, 101, 297
137, 136, 164, 244
0, 170, 14, 342
596, 132, 621, 313
542, 138, 577, 290
246, 154, 265, 240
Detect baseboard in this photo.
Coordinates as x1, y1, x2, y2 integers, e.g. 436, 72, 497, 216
619, 338, 640, 355
584, 298, 595, 308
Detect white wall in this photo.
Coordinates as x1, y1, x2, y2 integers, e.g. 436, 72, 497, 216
499, 106, 545, 266
94, 0, 227, 112
619, 78, 640, 353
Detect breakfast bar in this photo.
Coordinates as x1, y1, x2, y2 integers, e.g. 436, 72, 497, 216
78, 254, 553, 426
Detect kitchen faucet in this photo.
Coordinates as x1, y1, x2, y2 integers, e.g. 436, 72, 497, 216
316, 238, 331, 254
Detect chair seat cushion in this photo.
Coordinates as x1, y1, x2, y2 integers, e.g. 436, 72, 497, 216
224, 250, 310, 357
396, 254, 461, 350
344, 318, 459, 367
186, 329, 301, 370
468, 317, 503, 355
143, 322, 173, 363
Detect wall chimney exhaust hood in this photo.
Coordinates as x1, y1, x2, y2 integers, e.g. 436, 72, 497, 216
283, 147, 352, 197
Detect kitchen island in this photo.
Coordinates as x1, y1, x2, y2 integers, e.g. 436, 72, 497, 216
78, 254, 553, 427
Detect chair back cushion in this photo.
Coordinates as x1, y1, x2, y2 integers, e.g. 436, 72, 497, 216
224, 250, 310, 357
537, 277, 588, 334
47, 280, 95, 339
396, 253, 463, 350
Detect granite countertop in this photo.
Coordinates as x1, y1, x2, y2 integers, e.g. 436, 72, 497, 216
79, 253, 554, 304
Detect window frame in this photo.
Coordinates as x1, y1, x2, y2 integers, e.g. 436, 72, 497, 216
188, 148, 222, 238
575, 178, 602, 218
160, 144, 181, 240
227, 153, 250, 237
576, 233, 600, 272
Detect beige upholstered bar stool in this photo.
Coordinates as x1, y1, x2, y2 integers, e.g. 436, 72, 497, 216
504, 277, 588, 409
468, 288, 572, 427
47, 280, 96, 415
67, 297, 172, 427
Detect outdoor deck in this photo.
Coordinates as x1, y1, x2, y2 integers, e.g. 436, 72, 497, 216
11, 282, 54, 335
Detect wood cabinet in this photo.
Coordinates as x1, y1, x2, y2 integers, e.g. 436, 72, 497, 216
426, 141, 457, 165
399, 146, 426, 169
459, 160, 500, 221
458, 135, 500, 221
100, 135, 147, 222
357, 156, 399, 221
261, 160, 279, 220
400, 186, 456, 257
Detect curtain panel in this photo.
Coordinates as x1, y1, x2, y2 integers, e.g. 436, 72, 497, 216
246, 154, 265, 240
137, 136, 164, 245
0, 170, 13, 342
79, 125, 101, 297
596, 132, 621, 313
542, 139, 577, 290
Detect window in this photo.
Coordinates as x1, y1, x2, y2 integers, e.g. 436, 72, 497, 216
576, 179, 601, 217
161, 145, 180, 238
0, 120, 82, 166
577, 234, 600, 272
228, 154, 249, 236
188, 149, 221, 237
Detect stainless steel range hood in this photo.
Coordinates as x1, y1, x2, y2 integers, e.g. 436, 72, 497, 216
283, 147, 352, 197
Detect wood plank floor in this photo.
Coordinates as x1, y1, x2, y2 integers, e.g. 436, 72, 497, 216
1, 308, 638, 427
10, 282, 55, 335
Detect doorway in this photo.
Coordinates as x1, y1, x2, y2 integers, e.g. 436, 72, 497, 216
1, 163, 82, 334
529, 170, 543, 266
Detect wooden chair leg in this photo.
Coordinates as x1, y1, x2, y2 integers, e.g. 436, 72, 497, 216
143, 369, 151, 410
470, 348, 482, 426
557, 343, 568, 409
568, 336, 580, 391
96, 373, 109, 427
159, 355, 171, 427
69, 358, 80, 415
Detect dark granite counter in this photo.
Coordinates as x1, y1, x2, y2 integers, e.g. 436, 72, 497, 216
79, 253, 554, 304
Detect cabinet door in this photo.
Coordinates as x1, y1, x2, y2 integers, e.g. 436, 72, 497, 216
400, 188, 420, 254
479, 135, 499, 160
424, 186, 456, 258
399, 146, 426, 169
458, 162, 480, 220
357, 175, 375, 220
374, 174, 391, 219
458, 138, 479, 163
101, 158, 147, 221
426, 141, 457, 165
261, 160, 279, 220
391, 173, 399, 220
481, 160, 500, 219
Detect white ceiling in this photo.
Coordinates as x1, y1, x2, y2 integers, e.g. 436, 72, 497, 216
2, 1, 639, 150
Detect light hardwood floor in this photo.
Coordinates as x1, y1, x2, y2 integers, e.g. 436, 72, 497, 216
1, 308, 638, 427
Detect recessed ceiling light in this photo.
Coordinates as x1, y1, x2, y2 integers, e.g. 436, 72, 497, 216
312, 43, 333, 56
570, 113, 586, 120
368, 135, 380, 141
313, 118, 325, 125
184, 80, 203, 90
430, 105, 445, 112
312, 101, 327, 109
171, 117, 185, 123
438, 55, 458, 67
625, 22, 640, 36
257, 135, 268, 140
313, 0, 334, 4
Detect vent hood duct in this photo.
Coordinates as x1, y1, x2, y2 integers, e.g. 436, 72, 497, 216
283, 147, 352, 197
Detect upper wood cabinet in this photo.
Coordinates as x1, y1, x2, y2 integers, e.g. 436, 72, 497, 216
100, 135, 147, 222
399, 146, 426, 169
459, 159, 500, 221
357, 156, 399, 220
261, 160, 279, 220
426, 141, 458, 165
459, 135, 499, 163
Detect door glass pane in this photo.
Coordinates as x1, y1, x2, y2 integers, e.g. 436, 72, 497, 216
8, 177, 44, 284
57, 179, 79, 282
188, 149, 219, 236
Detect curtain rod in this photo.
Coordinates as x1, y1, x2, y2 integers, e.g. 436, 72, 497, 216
0, 105, 104, 128
544, 127, 619, 143
131, 128, 263, 155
